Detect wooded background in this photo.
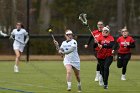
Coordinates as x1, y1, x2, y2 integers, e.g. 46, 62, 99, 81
0, 0, 140, 55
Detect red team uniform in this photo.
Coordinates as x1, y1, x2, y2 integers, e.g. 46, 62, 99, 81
97, 35, 114, 59
116, 35, 135, 80
117, 36, 135, 54
94, 32, 115, 89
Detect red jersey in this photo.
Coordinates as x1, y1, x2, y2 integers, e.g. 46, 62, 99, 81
97, 35, 114, 59
117, 36, 135, 54
91, 30, 102, 51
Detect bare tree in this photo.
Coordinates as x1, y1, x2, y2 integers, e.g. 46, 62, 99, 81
38, 0, 53, 32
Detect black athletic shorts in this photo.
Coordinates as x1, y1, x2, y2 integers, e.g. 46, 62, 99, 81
117, 53, 131, 68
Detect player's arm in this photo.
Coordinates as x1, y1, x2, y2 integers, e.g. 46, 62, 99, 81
84, 35, 93, 48
0, 31, 8, 37
53, 41, 63, 57
113, 37, 120, 50
126, 42, 135, 48
126, 37, 135, 48
87, 35, 93, 45
24, 35, 29, 44
54, 40, 61, 51
113, 42, 119, 49
93, 42, 98, 48
102, 41, 115, 48
63, 41, 77, 54
9, 30, 15, 39
9, 34, 15, 40
63, 46, 75, 54
58, 42, 64, 54
24, 30, 29, 44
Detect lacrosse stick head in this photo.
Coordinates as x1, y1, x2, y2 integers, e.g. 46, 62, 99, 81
79, 13, 88, 25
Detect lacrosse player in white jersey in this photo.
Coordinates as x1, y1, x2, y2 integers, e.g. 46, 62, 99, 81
54, 30, 81, 92
10, 22, 29, 72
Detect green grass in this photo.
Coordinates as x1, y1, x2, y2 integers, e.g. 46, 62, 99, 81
0, 61, 140, 93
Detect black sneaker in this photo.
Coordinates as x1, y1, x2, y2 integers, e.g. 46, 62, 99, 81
78, 85, 82, 92
104, 85, 108, 89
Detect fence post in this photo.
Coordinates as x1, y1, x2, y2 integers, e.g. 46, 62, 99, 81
26, 0, 30, 62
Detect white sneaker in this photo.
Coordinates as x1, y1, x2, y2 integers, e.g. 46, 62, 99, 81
67, 86, 71, 91
95, 76, 99, 81
14, 65, 19, 73
95, 71, 100, 81
121, 75, 126, 80
99, 75, 104, 86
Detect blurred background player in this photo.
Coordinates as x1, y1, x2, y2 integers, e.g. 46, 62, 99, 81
9, 22, 29, 72
95, 26, 115, 89
114, 28, 135, 80
84, 21, 104, 81
54, 30, 81, 92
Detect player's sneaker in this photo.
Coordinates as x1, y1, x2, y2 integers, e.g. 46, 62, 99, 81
104, 85, 108, 89
121, 75, 126, 80
14, 65, 19, 72
77, 84, 82, 92
94, 71, 100, 81
95, 76, 99, 81
67, 86, 71, 91
99, 75, 104, 86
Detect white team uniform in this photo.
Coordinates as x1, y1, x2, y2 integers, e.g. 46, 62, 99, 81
60, 39, 80, 70
11, 28, 28, 52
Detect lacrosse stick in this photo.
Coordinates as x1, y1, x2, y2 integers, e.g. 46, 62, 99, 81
48, 28, 60, 51
79, 13, 99, 44
48, 28, 64, 57
9, 36, 26, 45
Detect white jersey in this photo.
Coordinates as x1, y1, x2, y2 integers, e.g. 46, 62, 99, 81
60, 39, 80, 69
11, 28, 28, 46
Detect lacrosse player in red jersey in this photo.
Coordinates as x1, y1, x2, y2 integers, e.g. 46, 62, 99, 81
84, 21, 104, 81
114, 28, 135, 80
9, 22, 29, 72
94, 26, 115, 89
54, 30, 81, 92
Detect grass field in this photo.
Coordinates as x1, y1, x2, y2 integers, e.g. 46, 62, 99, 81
0, 61, 140, 93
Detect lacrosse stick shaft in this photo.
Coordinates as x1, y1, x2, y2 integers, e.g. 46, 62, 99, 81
51, 34, 56, 41
51, 34, 63, 57
86, 24, 99, 44
11, 38, 25, 45
15, 39, 25, 45
48, 28, 63, 57
50, 33, 60, 51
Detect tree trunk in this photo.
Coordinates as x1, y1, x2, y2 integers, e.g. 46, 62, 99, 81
39, 0, 53, 32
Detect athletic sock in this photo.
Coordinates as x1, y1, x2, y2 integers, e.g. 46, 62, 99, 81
14, 65, 18, 68
96, 71, 100, 74
77, 82, 82, 92
67, 82, 71, 88
77, 82, 81, 86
